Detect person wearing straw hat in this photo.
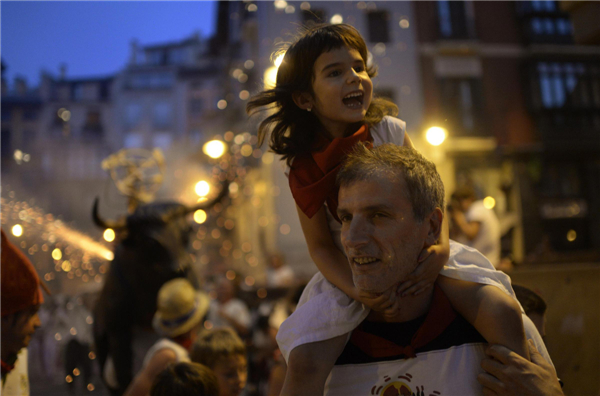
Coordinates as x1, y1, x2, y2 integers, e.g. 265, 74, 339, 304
1, 228, 49, 394
125, 278, 209, 396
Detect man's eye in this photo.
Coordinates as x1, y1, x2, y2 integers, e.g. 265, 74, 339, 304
339, 214, 351, 222
328, 70, 341, 77
373, 213, 387, 219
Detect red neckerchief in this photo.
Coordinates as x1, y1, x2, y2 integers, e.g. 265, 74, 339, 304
172, 336, 193, 351
288, 124, 372, 221
1, 359, 15, 376
349, 284, 457, 359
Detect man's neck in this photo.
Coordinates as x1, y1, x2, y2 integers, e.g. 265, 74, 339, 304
366, 288, 434, 323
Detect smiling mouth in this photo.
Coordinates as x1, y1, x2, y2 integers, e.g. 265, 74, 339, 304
352, 256, 379, 266
342, 92, 364, 109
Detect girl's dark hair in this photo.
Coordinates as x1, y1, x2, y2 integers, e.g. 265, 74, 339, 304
247, 23, 398, 166
150, 362, 219, 396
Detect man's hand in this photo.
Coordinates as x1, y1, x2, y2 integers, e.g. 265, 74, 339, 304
478, 340, 564, 396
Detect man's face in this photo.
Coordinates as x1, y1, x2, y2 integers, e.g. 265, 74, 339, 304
1, 305, 41, 355
338, 175, 430, 294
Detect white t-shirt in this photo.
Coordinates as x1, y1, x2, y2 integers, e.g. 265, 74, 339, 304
2, 349, 29, 396
465, 200, 501, 268
142, 338, 190, 367
266, 265, 295, 287
207, 299, 251, 330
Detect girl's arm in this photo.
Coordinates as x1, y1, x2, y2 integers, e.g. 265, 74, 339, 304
403, 131, 414, 148
438, 276, 530, 360
297, 205, 356, 298
296, 205, 396, 312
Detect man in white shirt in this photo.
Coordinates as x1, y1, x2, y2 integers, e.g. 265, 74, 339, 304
207, 277, 251, 337
449, 186, 501, 268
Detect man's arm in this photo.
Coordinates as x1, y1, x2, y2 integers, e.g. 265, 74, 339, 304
478, 340, 564, 396
124, 348, 177, 396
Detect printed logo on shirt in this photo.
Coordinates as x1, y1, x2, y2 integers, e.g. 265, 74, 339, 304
370, 372, 441, 396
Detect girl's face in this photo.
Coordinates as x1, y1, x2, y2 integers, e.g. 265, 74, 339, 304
309, 46, 373, 138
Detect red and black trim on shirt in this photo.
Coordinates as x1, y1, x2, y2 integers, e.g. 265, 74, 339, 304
336, 285, 486, 366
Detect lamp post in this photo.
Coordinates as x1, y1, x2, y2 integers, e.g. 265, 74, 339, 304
424, 125, 455, 202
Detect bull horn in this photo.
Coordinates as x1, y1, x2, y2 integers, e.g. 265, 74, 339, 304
165, 180, 230, 221
92, 198, 127, 230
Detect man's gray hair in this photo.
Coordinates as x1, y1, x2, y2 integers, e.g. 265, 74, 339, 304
337, 143, 445, 221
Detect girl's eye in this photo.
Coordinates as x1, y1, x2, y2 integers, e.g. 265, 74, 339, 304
328, 70, 342, 77
354, 65, 365, 72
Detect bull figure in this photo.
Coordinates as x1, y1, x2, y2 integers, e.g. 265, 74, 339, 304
92, 185, 227, 395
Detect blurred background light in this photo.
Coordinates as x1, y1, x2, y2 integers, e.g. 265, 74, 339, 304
195, 181, 210, 197
103, 228, 115, 242
203, 140, 227, 159
426, 126, 447, 146
11, 224, 23, 237
483, 196, 496, 209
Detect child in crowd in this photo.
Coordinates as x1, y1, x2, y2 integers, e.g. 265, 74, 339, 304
247, 23, 528, 394
125, 279, 210, 396
191, 327, 248, 396
150, 362, 219, 396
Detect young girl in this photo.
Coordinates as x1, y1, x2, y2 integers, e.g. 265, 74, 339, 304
247, 24, 529, 395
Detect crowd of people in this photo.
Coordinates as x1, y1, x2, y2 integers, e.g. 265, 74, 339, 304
2, 23, 567, 396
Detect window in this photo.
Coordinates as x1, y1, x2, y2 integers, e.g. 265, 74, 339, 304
128, 73, 173, 89
302, 9, 325, 26
516, 1, 573, 44
125, 132, 144, 148
153, 103, 172, 129
146, 50, 166, 66
189, 98, 203, 115
153, 133, 172, 151
532, 62, 598, 110
528, 61, 600, 138
437, 1, 470, 39
125, 103, 142, 129
367, 11, 390, 43
72, 84, 83, 101
84, 111, 103, 134
23, 109, 38, 121
439, 78, 485, 136
168, 48, 187, 65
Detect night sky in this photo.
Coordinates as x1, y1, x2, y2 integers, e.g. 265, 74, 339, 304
1, 1, 217, 88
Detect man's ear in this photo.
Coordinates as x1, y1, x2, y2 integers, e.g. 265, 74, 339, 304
292, 91, 314, 111
425, 207, 443, 247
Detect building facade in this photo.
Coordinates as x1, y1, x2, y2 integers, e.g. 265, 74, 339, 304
413, 0, 600, 264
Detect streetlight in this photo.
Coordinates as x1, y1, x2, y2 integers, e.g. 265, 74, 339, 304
195, 181, 210, 197
203, 140, 227, 159
425, 126, 447, 146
